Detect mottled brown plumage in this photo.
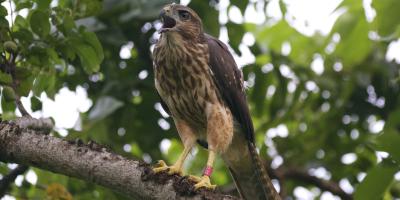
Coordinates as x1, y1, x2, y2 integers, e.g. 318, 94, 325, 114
152, 4, 280, 200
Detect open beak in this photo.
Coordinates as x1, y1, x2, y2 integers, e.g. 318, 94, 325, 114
159, 10, 176, 33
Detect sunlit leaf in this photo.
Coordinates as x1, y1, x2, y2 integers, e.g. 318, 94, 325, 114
332, 10, 372, 67
255, 20, 295, 53
372, 0, 400, 37
354, 162, 397, 200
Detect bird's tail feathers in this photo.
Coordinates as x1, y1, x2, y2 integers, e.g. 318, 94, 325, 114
248, 142, 281, 200
222, 135, 280, 200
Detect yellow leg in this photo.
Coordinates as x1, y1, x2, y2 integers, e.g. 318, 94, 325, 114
189, 150, 217, 190
153, 144, 192, 176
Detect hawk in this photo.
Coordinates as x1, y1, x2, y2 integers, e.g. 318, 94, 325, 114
152, 4, 280, 200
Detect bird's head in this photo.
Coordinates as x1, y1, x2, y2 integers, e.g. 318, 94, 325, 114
159, 4, 203, 40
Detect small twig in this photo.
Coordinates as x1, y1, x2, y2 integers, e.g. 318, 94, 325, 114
0, 165, 28, 197
13, 94, 30, 117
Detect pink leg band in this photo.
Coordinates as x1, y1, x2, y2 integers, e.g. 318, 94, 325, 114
203, 166, 213, 176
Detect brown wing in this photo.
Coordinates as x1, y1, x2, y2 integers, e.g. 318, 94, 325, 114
206, 34, 255, 142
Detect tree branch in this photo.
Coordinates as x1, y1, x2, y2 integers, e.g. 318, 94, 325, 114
0, 119, 238, 200
0, 164, 28, 197
268, 166, 353, 200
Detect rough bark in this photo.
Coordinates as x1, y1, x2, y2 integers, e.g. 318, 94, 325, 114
0, 119, 238, 200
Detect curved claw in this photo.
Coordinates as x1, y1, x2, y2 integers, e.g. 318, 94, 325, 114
152, 160, 184, 176
190, 175, 216, 190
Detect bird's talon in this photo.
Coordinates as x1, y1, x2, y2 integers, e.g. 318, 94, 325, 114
188, 175, 203, 183
167, 165, 184, 176
192, 176, 216, 190
152, 160, 169, 173
156, 160, 167, 167
152, 160, 183, 176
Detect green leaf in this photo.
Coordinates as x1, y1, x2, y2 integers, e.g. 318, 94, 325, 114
82, 31, 104, 62
15, 67, 32, 80
118, 0, 174, 21
16, 76, 34, 97
0, 18, 9, 29
88, 96, 124, 121
2, 86, 16, 101
332, 10, 372, 67
354, 162, 397, 200
255, 20, 295, 53
279, 0, 287, 16
269, 70, 287, 118
289, 33, 320, 66
230, 0, 248, 13
0, 6, 7, 17
33, 71, 55, 96
14, 15, 29, 29
336, 0, 363, 11
188, 0, 219, 36
251, 66, 272, 117
375, 130, 400, 164
31, 96, 42, 111
59, 43, 76, 60
1, 90, 16, 114
75, 0, 102, 18
0, 71, 12, 85
375, 109, 400, 164
16, 1, 34, 11
61, 15, 75, 35
226, 22, 244, 55
13, 28, 34, 44
372, 0, 400, 37
30, 10, 50, 37
74, 43, 100, 73
34, 0, 51, 10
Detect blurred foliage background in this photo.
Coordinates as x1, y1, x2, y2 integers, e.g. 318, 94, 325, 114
1, 0, 400, 199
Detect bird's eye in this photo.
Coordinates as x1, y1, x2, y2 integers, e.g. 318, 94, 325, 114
179, 10, 190, 20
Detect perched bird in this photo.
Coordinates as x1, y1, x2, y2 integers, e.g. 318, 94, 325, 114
152, 4, 280, 200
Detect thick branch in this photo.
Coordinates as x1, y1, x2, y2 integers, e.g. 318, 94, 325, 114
0, 120, 238, 200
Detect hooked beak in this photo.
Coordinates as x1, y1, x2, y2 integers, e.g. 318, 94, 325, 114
159, 9, 176, 33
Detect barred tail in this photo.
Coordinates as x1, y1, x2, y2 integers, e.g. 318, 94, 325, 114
221, 133, 281, 200
248, 142, 281, 200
